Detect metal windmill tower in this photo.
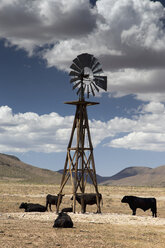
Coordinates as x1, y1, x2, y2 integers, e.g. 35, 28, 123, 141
56, 53, 107, 213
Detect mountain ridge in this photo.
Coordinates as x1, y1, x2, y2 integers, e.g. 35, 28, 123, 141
0, 153, 165, 186
0, 153, 62, 184
100, 165, 165, 187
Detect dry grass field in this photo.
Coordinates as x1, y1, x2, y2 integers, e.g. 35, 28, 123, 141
0, 182, 165, 248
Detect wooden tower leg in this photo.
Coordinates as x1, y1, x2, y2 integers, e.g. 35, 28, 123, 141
83, 105, 101, 213
56, 105, 80, 213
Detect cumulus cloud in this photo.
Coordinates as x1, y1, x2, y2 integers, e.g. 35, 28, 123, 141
0, 105, 111, 153
0, 0, 97, 54
107, 102, 165, 151
43, 0, 165, 66
41, 0, 165, 102
0, 0, 165, 101
0, 106, 74, 153
106, 68, 165, 101
1, 103, 165, 153
110, 132, 165, 152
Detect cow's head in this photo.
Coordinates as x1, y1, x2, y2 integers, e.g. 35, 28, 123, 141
57, 194, 65, 203
57, 194, 65, 197
19, 202, 27, 209
121, 196, 130, 203
70, 194, 79, 201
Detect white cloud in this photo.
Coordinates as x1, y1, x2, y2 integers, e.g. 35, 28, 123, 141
0, 106, 74, 153
106, 68, 165, 101
107, 102, 165, 151
0, 0, 97, 54
142, 101, 165, 114
110, 132, 165, 152
1, 1, 165, 102
42, 0, 165, 102
1, 103, 165, 153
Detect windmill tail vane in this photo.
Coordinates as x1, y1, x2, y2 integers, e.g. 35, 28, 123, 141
69, 53, 107, 100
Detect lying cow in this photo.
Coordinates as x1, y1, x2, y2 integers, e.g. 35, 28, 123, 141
46, 194, 64, 212
71, 193, 103, 213
19, 202, 47, 212
121, 196, 157, 217
61, 206, 73, 213
53, 212, 73, 228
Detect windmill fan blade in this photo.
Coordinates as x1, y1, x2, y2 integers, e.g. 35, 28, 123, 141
76, 86, 81, 95
94, 76, 107, 91
90, 57, 98, 69
92, 61, 100, 72
93, 67, 103, 74
70, 63, 81, 73
73, 58, 83, 70
69, 70, 81, 77
70, 77, 80, 83
72, 81, 81, 90
94, 75, 106, 81
83, 84, 86, 93
87, 85, 90, 98
77, 53, 93, 68
90, 84, 95, 96
91, 81, 99, 92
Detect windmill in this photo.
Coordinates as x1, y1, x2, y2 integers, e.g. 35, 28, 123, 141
56, 53, 107, 213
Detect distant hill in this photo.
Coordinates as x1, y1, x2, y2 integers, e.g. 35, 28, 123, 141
58, 166, 165, 186
0, 153, 165, 186
99, 166, 165, 187
0, 153, 62, 184
57, 169, 111, 184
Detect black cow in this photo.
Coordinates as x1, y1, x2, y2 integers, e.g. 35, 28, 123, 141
19, 202, 47, 212
53, 212, 73, 228
121, 196, 157, 217
71, 193, 103, 213
61, 206, 73, 213
46, 194, 64, 212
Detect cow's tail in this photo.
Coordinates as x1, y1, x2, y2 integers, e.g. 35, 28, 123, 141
154, 198, 157, 217
45, 196, 48, 211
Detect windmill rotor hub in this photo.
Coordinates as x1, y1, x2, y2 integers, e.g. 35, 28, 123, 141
83, 67, 93, 82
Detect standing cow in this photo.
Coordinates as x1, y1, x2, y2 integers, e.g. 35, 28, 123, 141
71, 193, 103, 213
46, 194, 64, 212
121, 195, 157, 217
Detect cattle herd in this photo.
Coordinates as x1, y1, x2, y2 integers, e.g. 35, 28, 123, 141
19, 193, 157, 228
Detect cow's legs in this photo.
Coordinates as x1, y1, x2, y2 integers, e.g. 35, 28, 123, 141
81, 204, 86, 214
84, 204, 86, 213
151, 208, 157, 217
132, 209, 136, 215
49, 204, 52, 211
151, 200, 157, 217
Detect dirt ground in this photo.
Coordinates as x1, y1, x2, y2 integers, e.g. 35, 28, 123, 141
0, 183, 165, 248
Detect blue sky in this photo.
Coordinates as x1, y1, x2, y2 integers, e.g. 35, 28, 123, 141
0, 0, 165, 176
